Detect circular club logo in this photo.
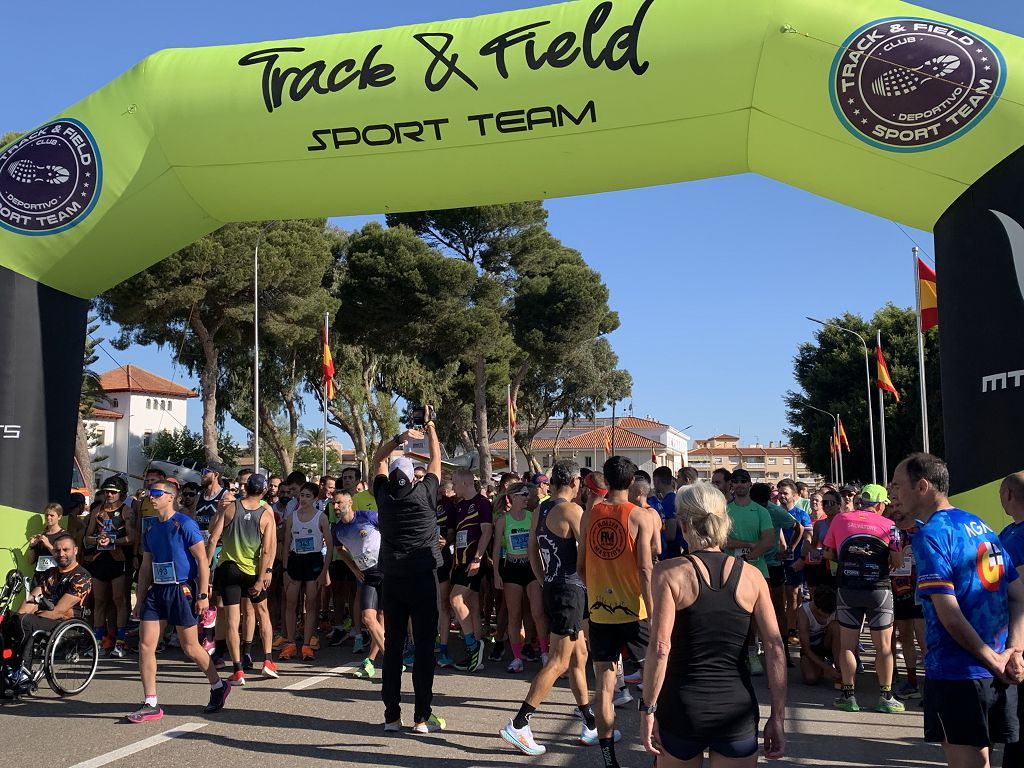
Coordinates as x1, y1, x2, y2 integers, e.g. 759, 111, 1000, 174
831, 18, 1004, 151
0, 118, 102, 235
976, 541, 1005, 592
588, 518, 626, 561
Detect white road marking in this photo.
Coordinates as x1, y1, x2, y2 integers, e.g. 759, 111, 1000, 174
68, 723, 207, 768
284, 663, 360, 690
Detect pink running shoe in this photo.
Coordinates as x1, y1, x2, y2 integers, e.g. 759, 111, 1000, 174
201, 608, 218, 629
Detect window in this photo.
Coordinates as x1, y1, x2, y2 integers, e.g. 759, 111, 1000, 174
96, 428, 106, 444
729, 456, 740, 465
767, 457, 777, 465
783, 457, 792, 465
585, 455, 593, 468
143, 431, 153, 448
146, 398, 151, 409
160, 400, 166, 410
111, 398, 118, 407
714, 457, 723, 465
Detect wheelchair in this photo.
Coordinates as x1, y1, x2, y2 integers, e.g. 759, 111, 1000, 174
0, 563, 99, 699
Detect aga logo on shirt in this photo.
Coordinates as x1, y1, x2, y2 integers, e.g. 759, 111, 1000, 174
976, 540, 1006, 592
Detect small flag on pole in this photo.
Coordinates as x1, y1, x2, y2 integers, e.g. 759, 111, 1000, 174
322, 320, 335, 400
508, 394, 517, 433
837, 417, 851, 452
603, 428, 613, 457
651, 448, 657, 465
917, 258, 938, 331
877, 343, 900, 403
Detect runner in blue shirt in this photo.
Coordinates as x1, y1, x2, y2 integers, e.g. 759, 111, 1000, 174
128, 480, 230, 724
891, 454, 1024, 767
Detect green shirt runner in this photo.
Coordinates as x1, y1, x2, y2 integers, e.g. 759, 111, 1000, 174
726, 500, 774, 578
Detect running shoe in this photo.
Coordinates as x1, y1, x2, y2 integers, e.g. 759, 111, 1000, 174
301, 644, 315, 662
469, 642, 485, 672
352, 635, 366, 655
896, 682, 921, 700
748, 654, 764, 676
353, 659, 376, 679
623, 670, 643, 685
612, 687, 633, 708
412, 714, 447, 734
384, 719, 404, 732
111, 640, 128, 658
201, 608, 218, 629
202, 638, 216, 656
437, 653, 455, 669
226, 670, 245, 687
127, 703, 164, 723
262, 660, 279, 679
579, 725, 621, 746
341, 617, 353, 631
309, 635, 320, 650
522, 645, 540, 663
242, 653, 253, 671
271, 634, 289, 650
833, 695, 860, 712
507, 658, 524, 673
488, 642, 505, 662
327, 628, 346, 647
101, 635, 115, 654
876, 696, 906, 714
278, 642, 297, 661
500, 719, 546, 755
203, 682, 232, 714
319, 619, 333, 633
403, 652, 415, 669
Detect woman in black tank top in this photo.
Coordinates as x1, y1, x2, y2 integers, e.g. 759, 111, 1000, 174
640, 482, 787, 766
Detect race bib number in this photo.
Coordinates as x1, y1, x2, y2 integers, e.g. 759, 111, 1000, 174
510, 532, 529, 552
36, 555, 57, 572
201, 530, 211, 544
456, 529, 469, 549
355, 552, 377, 570
295, 535, 316, 554
153, 561, 178, 584
891, 554, 914, 577
733, 547, 751, 558
783, 549, 796, 563
805, 547, 823, 565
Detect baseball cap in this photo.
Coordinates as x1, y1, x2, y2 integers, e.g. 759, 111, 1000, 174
531, 473, 549, 486
731, 468, 752, 483
840, 483, 860, 495
388, 457, 416, 496
859, 483, 890, 504
202, 461, 229, 476
246, 473, 269, 496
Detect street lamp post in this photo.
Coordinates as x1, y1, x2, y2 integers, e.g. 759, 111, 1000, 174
253, 221, 275, 474
804, 402, 842, 485
807, 317, 876, 484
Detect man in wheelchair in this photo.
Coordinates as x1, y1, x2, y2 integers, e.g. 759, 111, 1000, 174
2, 533, 92, 687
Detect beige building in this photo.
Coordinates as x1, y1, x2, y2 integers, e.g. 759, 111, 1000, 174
687, 434, 822, 485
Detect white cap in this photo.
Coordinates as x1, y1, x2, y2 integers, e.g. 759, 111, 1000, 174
388, 456, 415, 485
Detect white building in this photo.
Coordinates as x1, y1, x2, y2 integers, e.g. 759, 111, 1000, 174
491, 416, 690, 475
85, 365, 197, 485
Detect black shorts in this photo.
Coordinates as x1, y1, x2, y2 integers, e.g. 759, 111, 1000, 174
894, 595, 924, 621
437, 547, 453, 584
924, 678, 1019, 747
329, 560, 354, 583
805, 563, 836, 590
499, 558, 535, 587
543, 583, 587, 639
359, 567, 384, 612
657, 726, 758, 761
767, 564, 786, 589
837, 587, 894, 631
213, 560, 257, 606
287, 552, 324, 583
87, 552, 126, 583
450, 562, 483, 592
589, 620, 641, 663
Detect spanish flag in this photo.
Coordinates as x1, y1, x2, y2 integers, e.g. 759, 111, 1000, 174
651, 448, 657, 465
918, 258, 938, 331
877, 344, 900, 402
837, 417, 851, 452
603, 428, 613, 456
322, 320, 335, 400
508, 394, 517, 433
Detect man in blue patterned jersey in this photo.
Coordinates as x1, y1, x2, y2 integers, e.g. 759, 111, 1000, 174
891, 453, 1024, 768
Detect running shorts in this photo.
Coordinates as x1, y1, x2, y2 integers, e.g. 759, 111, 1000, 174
924, 678, 1019, 747
450, 562, 483, 592
329, 560, 354, 583
543, 583, 587, 639
657, 727, 758, 761
141, 582, 198, 628
767, 564, 786, 589
836, 587, 894, 631
589, 620, 641, 663
893, 594, 924, 621
359, 567, 384, 612
286, 552, 324, 583
87, 553, 126, 583
213, 560, 257, 606
499, 558, 535, 587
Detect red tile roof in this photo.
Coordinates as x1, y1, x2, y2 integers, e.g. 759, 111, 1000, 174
98, 365, 197, 397
708, 433, 740, 440
89, 407, 123, 420
616, 416, 668, 429
565, 426, 665, 450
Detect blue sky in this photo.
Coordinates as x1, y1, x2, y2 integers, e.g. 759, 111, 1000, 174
6, 0, 1023, 449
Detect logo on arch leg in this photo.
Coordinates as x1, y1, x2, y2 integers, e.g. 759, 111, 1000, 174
830, 18, 1004, 152
976, 540, 1005, 592
0, 118, 102, 236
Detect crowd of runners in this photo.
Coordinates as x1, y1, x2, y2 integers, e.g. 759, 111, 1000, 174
4, 415, 1024, 767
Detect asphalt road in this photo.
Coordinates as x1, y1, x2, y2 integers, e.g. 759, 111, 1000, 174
0, 640, 995, 767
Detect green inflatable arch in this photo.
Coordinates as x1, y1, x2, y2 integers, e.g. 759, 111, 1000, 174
2, 0, 1023, 565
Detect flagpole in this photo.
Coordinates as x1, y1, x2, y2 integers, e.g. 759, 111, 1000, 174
830, 431, 837, 486
877, 329, 889, 483
913, 247, 930, 454
323, 312, 329, 478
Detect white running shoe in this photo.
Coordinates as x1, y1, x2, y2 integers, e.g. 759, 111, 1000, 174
612, 688, 633, 708
507, 658, 524, 673
579, 724, 622, 746
499, 719, 546, 756
540, 653, 549, 666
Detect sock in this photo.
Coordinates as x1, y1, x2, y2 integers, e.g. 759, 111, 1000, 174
439, 644, 448, 657
538, 637, 549, 655
512, 702, 536, 730
232, 661, 242, 673
880, 684, 894, 700
577, 704, 597, 730
211, 680, 224, 691
116, 627, 127, 641
215, 639, 227, 657
241, 641, 252, 657
465, 632, 478, 651
144, 695, 158, 708
841, 684, 855, 699
94, 627, 106, 641
511, 642, 523, 660
599, 737, 619, 768
264, 653, 272, 661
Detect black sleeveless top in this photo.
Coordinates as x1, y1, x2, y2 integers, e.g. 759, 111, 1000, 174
535, 498, 583, 587
656, 551, 758, 739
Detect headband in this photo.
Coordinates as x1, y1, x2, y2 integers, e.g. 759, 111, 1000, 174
584, 474, 608, 497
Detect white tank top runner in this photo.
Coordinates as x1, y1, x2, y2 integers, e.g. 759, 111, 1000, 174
290, 509, 325, 555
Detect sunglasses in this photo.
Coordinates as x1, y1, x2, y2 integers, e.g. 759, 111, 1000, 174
841, 492, 856, 497
822, 499, 839, 507
102, 489, 119, 495
148, 489, 171, 498
181, 492, 197, 498
511, 490, 530, 497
